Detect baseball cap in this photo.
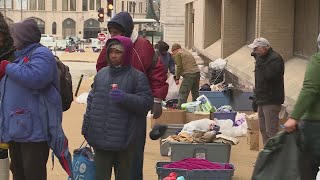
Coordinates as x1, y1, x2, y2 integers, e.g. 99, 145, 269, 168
248, 37, 270, 48
171, 43, 182, 52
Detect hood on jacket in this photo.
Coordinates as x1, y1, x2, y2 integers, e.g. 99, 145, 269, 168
108, 12, 134, 38
0, 12, 14, 60
10, 19, 41, 50
106, 36, 133, 68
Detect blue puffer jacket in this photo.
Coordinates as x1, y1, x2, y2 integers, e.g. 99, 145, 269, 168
0, 43, 60, 143
82, 36, 154, 151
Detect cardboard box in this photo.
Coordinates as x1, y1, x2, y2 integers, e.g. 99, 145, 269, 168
246, 113, 259, 131
247, 130, 259, 151
150, 109, 186, 128
185, 112, 211, 123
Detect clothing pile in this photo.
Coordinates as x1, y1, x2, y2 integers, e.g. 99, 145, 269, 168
163, 172, 185, 180
161, 129, 239, 145
216, 105, 235, 113
163, 158, 233, 170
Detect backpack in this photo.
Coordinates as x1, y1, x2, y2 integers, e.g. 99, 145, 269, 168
55, 56, 73, 111
29, 47, 73, 111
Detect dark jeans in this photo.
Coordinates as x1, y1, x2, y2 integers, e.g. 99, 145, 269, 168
130, 131, 146, 180
9, 141, 49, 180
300, 121, 320, 180
94, 145, 135, 180
177, 72, 200, 109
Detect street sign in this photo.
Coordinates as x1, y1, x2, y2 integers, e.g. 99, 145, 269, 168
98, 33, 106, 41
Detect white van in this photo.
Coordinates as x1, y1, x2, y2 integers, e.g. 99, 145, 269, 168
40, 34, 55, 43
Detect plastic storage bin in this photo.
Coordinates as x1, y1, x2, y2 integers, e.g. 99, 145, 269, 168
170, 142, 231, 163
230, 92, 254, 111
160, 124, 184, 156
199, 91, 230, 109
156, 162, 235, 180
211, 112, 237, 125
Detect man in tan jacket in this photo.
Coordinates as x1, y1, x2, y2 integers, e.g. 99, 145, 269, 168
172, 43, 200, 108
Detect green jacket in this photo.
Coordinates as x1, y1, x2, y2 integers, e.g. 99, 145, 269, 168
290, 52, 320, 121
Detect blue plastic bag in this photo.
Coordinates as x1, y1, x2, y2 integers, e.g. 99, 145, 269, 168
71, 142, 95, 180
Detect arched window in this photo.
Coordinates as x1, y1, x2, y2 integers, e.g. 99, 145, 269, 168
62, 18, 76, 38
52, 22, 57, 35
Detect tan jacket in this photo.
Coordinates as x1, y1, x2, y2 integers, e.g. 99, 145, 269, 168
174, 49, 200, 79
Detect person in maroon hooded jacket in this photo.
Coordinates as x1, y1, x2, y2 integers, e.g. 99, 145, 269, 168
96, 12, 168, 180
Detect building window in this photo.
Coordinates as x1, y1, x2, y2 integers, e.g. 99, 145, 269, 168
89, 0, 94, 10
70, 0, 76, 11
62, 0, 68, 11
52, 0, 57, 11
52, 22, 57, 34
29, 0, 37, 10
122, 1, 124, 11
0, 0, 13, 9
38, 0, 45, 10
82, 0, 88, 11
96, 0, 101, 9
16, 0, 27, 10
139, 2, 142, 13
129, 1, 132, 13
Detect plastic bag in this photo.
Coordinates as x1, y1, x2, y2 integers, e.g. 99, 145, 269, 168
166, 74, 179, 100
209, 58, 227, 70
181, 119, 216, 134
215, 118, 247, 137
76, 93, 89, 104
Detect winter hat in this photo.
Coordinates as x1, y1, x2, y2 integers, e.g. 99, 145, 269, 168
149, 124, 168, 140
10, 19, 41, 49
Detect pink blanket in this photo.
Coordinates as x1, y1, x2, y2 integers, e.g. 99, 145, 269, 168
163, 158, 233, 170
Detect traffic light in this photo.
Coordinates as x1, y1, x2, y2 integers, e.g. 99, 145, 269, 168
98, 8, 104, 22
107, 0, 113, 17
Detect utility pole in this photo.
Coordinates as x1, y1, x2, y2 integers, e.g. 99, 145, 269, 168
112, 0, 116, 18
20, 0, 22, 20
133, 2, 136, 18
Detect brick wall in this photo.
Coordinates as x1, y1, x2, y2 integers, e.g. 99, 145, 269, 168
221, 0, 247, 58
257, 0, 295, 61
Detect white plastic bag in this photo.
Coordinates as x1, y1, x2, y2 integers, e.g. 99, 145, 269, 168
75, 92, 89, 104
166, 74, 179, 100
209, 58, 227, 70
181, 119, 216, 134
215, 119, 248, 137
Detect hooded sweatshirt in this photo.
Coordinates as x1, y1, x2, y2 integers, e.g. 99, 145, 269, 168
83, 36, 153, 151
96, 12, 168, 100
10, 19, 41, 50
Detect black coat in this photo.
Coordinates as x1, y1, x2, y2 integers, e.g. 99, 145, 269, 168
254, 48, 285, 105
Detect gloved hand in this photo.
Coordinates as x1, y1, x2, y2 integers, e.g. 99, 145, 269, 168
151, 101, 162, 119
109, 89, 126, 103
0, 60, 10, 79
